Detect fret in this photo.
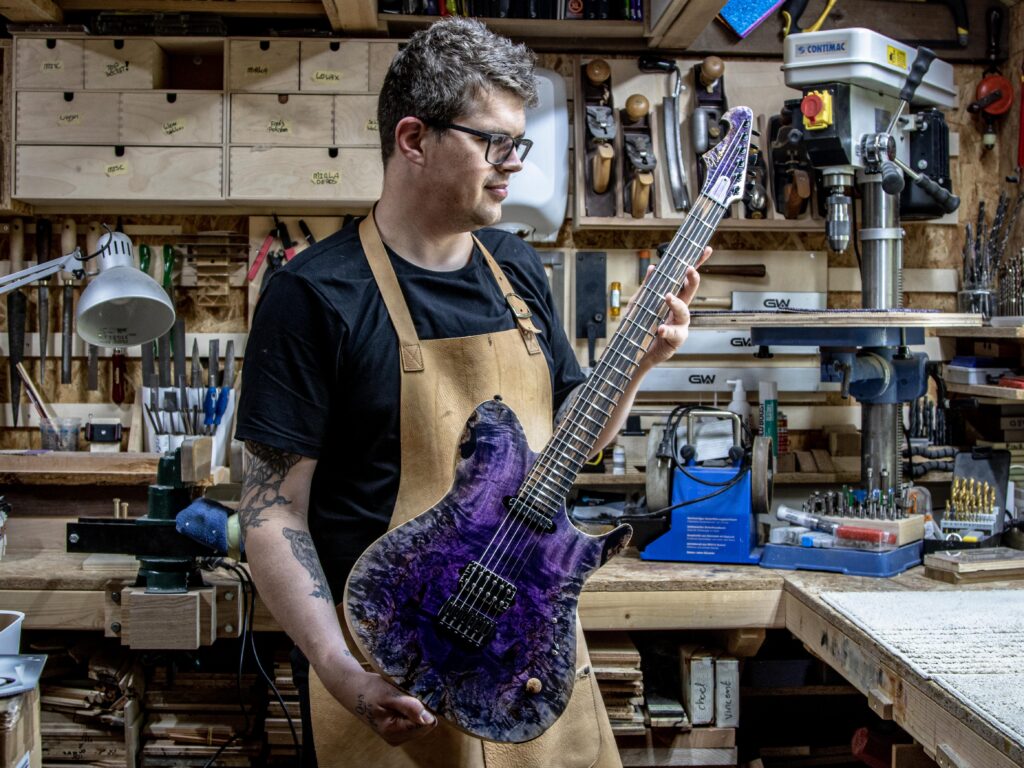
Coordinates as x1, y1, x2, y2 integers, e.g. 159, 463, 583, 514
588, 373, 625, 397
615, 335, 648, 355
604, 343, 641, 368
526, 484, 563, 509
619, 316, 658, 341
630, 302, 665, 327
534, 462, 575, 487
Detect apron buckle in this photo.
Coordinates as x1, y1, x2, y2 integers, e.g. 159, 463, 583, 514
505, 292, 533, 320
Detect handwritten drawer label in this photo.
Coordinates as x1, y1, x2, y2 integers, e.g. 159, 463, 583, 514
312, 70, 342, 85
105, 161, 131, 177
105, 61, 130, 78
311, 170, 340, 186
41, 60, 64, 73
268, 119, 291, 135
365, 118, 379, 133
246, 65, 270, 77
163, 119, 186, 136
58, 112, 81, 126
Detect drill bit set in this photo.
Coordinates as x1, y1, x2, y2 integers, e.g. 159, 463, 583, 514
960, 190, 1024, 319
941, 476, 1000, 540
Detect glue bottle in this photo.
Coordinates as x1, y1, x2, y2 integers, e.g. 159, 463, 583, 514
726, 379, 750, 434
759, 380, 778, 456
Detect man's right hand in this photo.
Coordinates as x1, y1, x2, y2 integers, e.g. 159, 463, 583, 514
328, 665, 438, 746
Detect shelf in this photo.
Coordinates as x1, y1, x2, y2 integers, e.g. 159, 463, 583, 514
0, 452, 160, 486
573, 470, 952, 488
932, 325, 1024, 339
574, 472, 646, 488
946, 383, 1024, 401
691, 312, 984, 329
379, 15, 645, 40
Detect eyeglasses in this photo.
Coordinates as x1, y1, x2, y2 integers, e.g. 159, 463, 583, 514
434, 122, 533, 166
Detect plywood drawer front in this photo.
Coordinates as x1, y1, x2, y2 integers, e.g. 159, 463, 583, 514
84, 39, 167, 89
229, 147, 381, 201
229, 41, 299, 92
16, 91, 119, 144
16, 38, 85, 89
334, 95, 380, 146
17, 146, 223, 200
299, 41, 369, 92
120, 93, 224, 144
368, 42, 399, 93
230, 94, 333, 145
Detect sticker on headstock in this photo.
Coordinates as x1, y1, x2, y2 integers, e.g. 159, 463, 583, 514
708, 175, 733, 206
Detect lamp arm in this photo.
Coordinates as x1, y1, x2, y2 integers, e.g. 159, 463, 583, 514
0, 249, 84, 295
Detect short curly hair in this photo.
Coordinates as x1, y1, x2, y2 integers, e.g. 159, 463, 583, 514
377, 17, 538, 165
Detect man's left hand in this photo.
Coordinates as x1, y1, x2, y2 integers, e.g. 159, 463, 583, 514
637, 246, 712, 368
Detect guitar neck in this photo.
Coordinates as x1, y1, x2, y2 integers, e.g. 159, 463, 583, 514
521, 193, 728, 507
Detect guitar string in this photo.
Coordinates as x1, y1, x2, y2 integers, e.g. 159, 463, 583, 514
453, 117, 747, 627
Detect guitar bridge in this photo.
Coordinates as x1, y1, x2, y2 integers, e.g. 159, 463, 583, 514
437, 596, 497, 648
436, 562, 517, 648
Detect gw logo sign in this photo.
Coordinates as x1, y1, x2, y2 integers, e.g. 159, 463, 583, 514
689, 374, 716, 385
729, 337, 753, 347
763, 298, 791, 309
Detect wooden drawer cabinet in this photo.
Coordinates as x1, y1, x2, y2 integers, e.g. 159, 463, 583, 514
368, 42, 399, 93
228, 40, 300, 92
334, 95, 380, 146
16, 91, 119, 144
16, 146, 223, 201
15, 38, 84, 89
230, 94, 333, 145
300, 41, 369, 92
228, 146, 381, 202
83, 39, 167, 90
120, 92, 224, 145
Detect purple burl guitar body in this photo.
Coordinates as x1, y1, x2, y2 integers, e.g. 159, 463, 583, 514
343, 399, 631, 743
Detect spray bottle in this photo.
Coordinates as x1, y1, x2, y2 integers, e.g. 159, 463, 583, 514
726, 379, 751, 435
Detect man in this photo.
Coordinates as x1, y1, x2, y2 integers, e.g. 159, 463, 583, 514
235, 17, 709, 768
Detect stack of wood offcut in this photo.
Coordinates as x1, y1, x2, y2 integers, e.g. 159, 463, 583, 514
140, 669, 262, 767
588, 632, 645, 736
265, 653, 302, 766
37, 642, 143, 767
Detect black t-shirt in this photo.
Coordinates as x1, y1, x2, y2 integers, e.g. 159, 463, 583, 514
235, 220, 585, 599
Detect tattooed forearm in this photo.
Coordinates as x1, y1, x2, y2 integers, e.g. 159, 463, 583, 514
283, 527, 334, 603
239, 441, 302, 538
355, 694, 379, 732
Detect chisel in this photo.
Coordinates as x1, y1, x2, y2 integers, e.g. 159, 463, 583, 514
60, 219, 76, 385
36, 218, 52, 387
85, 222, 102, 391
223, 340, 235, 388
172, 318, 186, 392
7, 219, 26, 426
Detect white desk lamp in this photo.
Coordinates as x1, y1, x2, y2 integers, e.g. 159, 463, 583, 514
0, 227, 175, 346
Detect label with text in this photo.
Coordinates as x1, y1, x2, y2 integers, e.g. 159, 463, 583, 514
41, 60, 64, 73
163, 118, 186, 136
268, 119, 291, 135
105, 161, 131, 177
311, 170, 340, 186
312, 70, 342, 83
105, 61, 130, 78
58, 112, 81, 126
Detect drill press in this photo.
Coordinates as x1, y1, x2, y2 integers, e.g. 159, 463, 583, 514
758, 29, 960, 521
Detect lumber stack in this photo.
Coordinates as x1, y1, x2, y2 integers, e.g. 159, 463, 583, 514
588, 632, 646, 736
265, 653, 302, 766
140, 670, 262, 767
38, 642, 142, 767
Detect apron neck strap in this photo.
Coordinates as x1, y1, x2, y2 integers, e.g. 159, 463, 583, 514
360, 213, 424, 372
359, 210, 543, 370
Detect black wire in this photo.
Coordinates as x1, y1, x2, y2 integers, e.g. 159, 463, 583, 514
200, 560, 251, 768
232, 564, 301, 759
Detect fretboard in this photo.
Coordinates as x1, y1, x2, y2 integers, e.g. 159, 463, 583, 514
519, 193, 728, 512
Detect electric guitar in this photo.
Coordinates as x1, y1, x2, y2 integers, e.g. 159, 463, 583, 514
343, 106, 754, 743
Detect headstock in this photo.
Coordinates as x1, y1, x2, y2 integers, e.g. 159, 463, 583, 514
699, 106, 754, 208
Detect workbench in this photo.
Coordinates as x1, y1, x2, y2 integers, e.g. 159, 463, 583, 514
0, 548, 1020, 768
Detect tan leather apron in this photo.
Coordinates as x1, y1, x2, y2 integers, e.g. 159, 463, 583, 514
308, 214, 621, 768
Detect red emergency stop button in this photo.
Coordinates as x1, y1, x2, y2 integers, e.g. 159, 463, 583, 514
801, 90, 833, 131
801, 93, 823, 118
